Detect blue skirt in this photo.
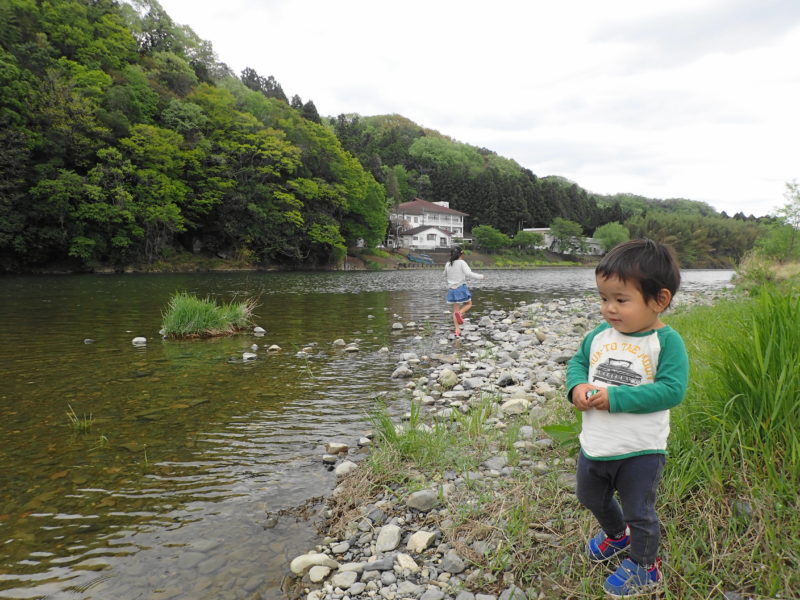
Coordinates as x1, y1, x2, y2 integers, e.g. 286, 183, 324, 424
446, 284, 471, 304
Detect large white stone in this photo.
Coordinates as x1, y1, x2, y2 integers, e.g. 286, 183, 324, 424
500, 397, 530, 415
331, 570, 358, 589
395, 553, 420, 572
308, 565, 330, 582
375, 523, 402, 552
326, 442, 349, 454
335, 460, 358, 477
406, 530, 437, 553
289, 552, 339, 575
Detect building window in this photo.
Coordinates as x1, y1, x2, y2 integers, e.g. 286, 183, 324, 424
426, 233, 436, 241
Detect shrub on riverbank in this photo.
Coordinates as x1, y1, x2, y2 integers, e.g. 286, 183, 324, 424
161, 292, 256, 338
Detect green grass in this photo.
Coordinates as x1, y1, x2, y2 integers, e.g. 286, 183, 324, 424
661, 284, 800, 596
161, 291, 256, 338
66, 403, 94, 433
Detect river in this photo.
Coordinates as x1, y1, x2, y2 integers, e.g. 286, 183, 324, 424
0, 268, 733, 599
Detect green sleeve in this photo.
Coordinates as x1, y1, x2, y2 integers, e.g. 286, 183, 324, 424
566, 324, 608, 403
608, 328, 689, 414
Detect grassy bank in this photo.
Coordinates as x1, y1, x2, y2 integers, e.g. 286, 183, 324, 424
662, 284, 799, 596
161, 292, 256, 338
324, 282, 799, 598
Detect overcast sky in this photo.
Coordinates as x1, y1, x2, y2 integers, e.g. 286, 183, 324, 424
156, 0, 800, 217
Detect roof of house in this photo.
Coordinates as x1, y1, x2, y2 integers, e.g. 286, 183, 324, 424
398, 225, 454, 237
394, 198, 468, 216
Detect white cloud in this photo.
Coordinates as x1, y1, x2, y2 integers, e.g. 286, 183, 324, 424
157, 0, 800, 216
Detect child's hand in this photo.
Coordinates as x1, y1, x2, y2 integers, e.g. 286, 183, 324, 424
572, 384, 597, 411
587, 388, 610, 411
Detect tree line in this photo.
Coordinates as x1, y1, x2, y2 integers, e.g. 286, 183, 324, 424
330, 115, 771, 268
0, 0, 386, 271
0, 0, 786, 272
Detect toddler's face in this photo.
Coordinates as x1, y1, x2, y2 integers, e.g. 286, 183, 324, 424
595, 275, 664, 334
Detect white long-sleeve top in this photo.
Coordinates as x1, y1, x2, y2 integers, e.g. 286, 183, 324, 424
444, 259, 484, 289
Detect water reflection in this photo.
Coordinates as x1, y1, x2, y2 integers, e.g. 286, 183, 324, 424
0, 268, 733, 598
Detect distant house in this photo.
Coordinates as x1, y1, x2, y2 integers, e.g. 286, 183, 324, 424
388, 198, 468, 250
522, 227, 604, 256
395, 225, 454, 250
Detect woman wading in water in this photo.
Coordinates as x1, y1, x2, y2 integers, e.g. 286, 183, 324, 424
444, 247, 484, 338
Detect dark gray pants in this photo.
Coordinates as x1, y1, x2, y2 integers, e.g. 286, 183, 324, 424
576, 452, 665, 566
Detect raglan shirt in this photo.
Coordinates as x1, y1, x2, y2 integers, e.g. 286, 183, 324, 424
566, 323, 689, 460
444, 259, 484, 289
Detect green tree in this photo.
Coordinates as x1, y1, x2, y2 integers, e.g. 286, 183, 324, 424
240, 67, 287, 102
472, 224, 511, 252
511, 230, 543, 251
301, 99, 321, 123
593, 222, 630, 251
549, 217, 586, 254
777, 181, 800, 257
756, 181, 800, 261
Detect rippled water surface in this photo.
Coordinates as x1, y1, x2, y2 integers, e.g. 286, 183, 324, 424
0, 268, 733, 599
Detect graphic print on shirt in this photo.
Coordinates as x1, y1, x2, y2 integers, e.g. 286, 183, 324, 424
593, 358, 642, 386
588, 333, 657, 389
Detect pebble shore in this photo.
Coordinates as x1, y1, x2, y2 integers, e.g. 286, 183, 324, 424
284, 289, 731, 600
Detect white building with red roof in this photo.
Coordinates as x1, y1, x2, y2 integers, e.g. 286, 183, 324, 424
388, 198, 468, 250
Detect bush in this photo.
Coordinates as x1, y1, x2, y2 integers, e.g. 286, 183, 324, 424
161, 292, 256, 337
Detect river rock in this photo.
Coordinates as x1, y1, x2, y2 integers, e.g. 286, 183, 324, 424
441, 549, 465, 573
289, 552, 339, 576
326, 442, 349, 454
438, 368, 459, 388
331, 570, 358, 589
500, 397, 529, 415
335, 460, 358, 477
375, 524, 401, 552
406, 489, 438, 512
391, 365, 413, 379
407, 530, 437, 553
308, 565, 330, 582
499, 585, 527, 599
131, 336, 146, 345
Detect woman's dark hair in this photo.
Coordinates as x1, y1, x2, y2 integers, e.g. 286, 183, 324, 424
596, 238, 681, 307
448, 246, 463, 266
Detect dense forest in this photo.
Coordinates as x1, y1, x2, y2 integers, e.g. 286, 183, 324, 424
0, 0, 768, 272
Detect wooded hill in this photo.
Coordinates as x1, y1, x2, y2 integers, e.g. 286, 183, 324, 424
0, 0, 766, 272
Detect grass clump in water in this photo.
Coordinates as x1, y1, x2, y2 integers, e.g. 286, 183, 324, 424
161, 292, 256, 338
66, 403, 94, 433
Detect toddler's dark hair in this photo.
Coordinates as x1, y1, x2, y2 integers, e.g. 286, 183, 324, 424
596, 238, 681, 307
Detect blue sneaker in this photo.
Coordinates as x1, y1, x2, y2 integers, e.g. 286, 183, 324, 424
587, 526, 630, 562
604, 557, 661, 597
